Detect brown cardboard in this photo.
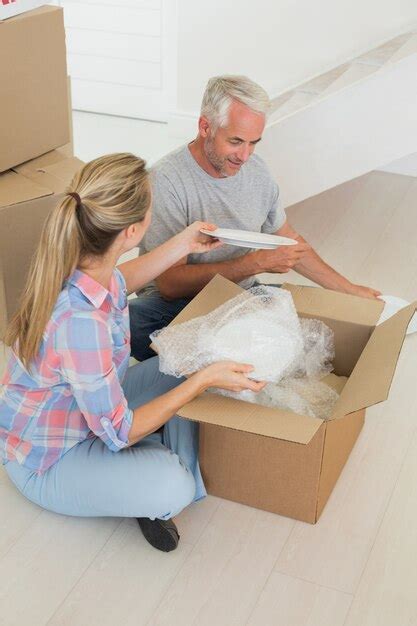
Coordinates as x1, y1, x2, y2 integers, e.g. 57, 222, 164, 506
283, 283, 384, 376
0, 150, 83, 334
332, 303, 417, 418
179, 393, 323, 444
199, 422, 327, 523
59, 77, 75, 159
165, 274, 416, 523
316, 408, 365, 520
0, 6, 70, 173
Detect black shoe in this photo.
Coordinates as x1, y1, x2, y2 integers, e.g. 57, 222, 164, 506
136, 517, 180, 552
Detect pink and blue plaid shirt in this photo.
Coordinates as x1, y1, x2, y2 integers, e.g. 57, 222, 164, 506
0, 268, 133, 473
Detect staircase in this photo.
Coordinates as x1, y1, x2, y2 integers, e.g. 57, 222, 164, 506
258, 30, 417, 208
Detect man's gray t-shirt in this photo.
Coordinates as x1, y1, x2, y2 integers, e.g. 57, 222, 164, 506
141, 144, 286, 291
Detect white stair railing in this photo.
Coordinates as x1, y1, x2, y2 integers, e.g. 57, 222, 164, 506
259, 29, 417, 207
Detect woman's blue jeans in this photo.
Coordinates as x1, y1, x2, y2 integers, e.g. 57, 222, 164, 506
5, 357, 206, 520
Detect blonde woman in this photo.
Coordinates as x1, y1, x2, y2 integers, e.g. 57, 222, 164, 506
0, 153, 265, 552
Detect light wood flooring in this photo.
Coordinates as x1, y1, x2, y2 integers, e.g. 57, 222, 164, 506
0, 169, 416, 625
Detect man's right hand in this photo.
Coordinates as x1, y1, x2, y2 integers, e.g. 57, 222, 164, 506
252, 242, 311, 273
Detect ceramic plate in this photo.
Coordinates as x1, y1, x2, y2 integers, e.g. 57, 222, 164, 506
200, 228, 298, 250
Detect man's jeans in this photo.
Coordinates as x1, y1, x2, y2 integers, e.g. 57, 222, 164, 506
129, 291, 192, 361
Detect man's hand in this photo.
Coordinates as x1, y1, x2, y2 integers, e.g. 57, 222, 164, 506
252, 242, 311, 274
344, 283, 382, 299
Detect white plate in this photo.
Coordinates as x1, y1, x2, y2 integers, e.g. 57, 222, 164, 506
200, 228, 298, 250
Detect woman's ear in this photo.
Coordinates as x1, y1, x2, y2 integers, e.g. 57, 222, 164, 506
123, 219, 148, 250
126, 223, 138, 240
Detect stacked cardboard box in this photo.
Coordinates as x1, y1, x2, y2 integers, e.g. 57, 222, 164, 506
0, 5, 83, 335
0, 6, 70, 172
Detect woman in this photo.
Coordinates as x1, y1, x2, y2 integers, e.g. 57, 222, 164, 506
0, 153, 265, 552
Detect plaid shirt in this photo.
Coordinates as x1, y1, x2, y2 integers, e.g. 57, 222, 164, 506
0, 268, 133, 473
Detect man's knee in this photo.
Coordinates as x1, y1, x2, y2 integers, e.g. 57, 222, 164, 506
129, 295, 163, 361
128, 294, 191, 362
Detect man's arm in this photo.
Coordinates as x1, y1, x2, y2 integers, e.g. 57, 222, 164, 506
156, 240, 311, 299
156, 253, 257, 299
276, 221, 381, 299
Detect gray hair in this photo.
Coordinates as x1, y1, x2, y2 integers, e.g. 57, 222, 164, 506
201, 75, 270, 130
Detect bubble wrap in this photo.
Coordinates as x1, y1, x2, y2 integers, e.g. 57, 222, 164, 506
151, 286, 305, 381
151, 285, 338, 420
218, 378, 339, 421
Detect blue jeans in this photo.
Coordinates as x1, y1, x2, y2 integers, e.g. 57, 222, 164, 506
5, 357, 206, 520
129, 291, 191, 361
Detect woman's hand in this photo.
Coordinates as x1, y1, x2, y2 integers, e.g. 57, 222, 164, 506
193, 361, 267, 393
176, 221, 223, 255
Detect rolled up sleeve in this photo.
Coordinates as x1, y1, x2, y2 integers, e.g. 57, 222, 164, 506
261, 181, 286, 234
55, 313, 132, 451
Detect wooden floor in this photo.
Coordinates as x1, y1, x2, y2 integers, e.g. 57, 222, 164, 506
1, 169, 417, 625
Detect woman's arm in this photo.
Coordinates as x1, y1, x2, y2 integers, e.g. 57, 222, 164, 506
118, 221, 221, 295
127, 361, 266, 445
57, 315, 265, 449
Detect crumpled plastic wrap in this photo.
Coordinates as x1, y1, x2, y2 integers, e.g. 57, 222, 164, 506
151, 285, 338, 420
217, 378, 339, 421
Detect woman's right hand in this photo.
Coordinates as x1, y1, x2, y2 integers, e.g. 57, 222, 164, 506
174, 221, 222, 256
194, 361, 267, 393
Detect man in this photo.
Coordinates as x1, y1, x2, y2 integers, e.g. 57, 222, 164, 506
129, 75, 380, 361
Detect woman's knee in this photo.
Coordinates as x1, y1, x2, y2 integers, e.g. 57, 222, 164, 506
157, 455, 196, 519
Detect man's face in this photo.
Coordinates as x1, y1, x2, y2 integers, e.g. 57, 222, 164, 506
202, 99, 265, 177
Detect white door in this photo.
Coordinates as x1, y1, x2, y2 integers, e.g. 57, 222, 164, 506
57, 0, 177, 121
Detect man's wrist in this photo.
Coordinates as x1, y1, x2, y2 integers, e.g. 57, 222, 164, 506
337, 278, 355, 294
240, 250, 263, 274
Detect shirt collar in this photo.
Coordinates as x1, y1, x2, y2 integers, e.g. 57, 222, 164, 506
68, 269, 121, 310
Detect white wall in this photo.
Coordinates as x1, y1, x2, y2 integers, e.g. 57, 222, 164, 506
378, 152, 417, 177
176, 0, 417, 115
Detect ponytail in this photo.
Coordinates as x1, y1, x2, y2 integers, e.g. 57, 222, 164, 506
4, 195, 81, 369
3, 152, 150, 369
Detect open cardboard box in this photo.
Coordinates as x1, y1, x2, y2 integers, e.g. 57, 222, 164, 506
158, 274, 416, 523
0, 149, 84, 335
0, 6, 70, 172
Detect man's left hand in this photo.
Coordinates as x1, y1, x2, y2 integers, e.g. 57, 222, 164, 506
345, 284, 382, 299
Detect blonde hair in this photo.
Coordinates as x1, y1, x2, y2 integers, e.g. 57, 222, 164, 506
3, 152, 150, 369
201, 75, 270, 130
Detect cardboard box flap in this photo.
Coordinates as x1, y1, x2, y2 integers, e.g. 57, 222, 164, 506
150, 274, 244, 352
178, 392, 323, 445
14, 157, 83, 194
0, 170, 52, 208
331, 302, 417, 418
173, 273, 244, 325
283, 283, 384, 325
14, 148, 74, 173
